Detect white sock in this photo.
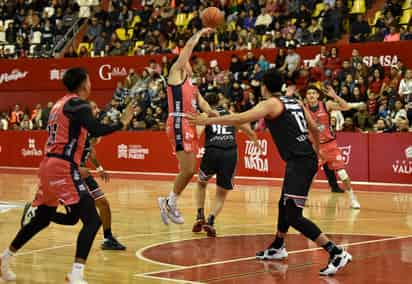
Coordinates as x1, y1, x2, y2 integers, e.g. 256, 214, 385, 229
168, 191, 178, 205
1, 248, 14, 263
71, 263, 85, 279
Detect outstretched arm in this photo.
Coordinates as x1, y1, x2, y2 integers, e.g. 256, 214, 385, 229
172, 28, 215, 71
190, 98, 281, 126
324, 85, 350, 112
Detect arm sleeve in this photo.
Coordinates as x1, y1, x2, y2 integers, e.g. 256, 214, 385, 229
64, 98, 123, 137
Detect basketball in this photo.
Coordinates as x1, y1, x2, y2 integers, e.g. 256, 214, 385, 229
201, 7, 224, 28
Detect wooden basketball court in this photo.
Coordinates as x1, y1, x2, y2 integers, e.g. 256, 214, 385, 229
1, 170, 412, 283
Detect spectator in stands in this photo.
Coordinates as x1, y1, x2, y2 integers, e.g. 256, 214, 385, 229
341, 117, 358, 132
124, 68, 139, 89
109, 40, 126, 56
369, 56, 385, 78
308, 18, 323, 45
0, 113, 8, 131
31, 104, 43, 129
93, 31, 107, 55
129, 118, 146, 131
374, 118, 389, 133
188, 10, 202, 30
321, 3, 341, 42
64, 45, 78, 57
384, 0, 403, 18
390, 99, 407, 123
401, 25, 412, 40
105, 99, 121, 124
10, 104, 24, 128
384, 25, 401, 42
5, 22, 16, 44
20, 114, 33, 131
85, 17, 102, 42
350, 14, 371, 43
396, 118, 410, 132
255, 7, 272, 34
279, 45, 301, 79
353, 103, 369, 130
369, 69, 385, 95
78, 46, 89, 57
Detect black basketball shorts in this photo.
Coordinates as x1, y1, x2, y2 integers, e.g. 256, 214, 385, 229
198, 147, 238, 190
281, 154, 318, 208
84, 175, 105, 201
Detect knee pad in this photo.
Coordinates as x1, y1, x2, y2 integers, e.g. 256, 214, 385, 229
337, 169, 349, 181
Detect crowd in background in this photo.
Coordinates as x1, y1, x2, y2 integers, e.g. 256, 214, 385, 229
64, 0, 410, 58
1, 0, 411, 59
0, 0, 81, 58
1, 45, 411, 133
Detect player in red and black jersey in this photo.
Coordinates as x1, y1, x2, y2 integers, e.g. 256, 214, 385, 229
0, 68, 135, 284
49, 101, 126, 251
305, 85, 361, 209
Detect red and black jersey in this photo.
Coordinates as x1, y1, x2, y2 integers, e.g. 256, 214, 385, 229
306, 101, 335, 144
46, 94, 122, 165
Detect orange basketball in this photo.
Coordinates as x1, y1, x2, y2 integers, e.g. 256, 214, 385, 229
201, 7, 224, 28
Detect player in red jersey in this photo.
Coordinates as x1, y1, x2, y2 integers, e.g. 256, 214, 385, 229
0, 68, 135, 284
158, 28, 219, 225
305, 85, 361, 209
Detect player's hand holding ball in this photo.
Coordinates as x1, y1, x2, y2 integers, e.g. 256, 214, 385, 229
201, 7, 224, 29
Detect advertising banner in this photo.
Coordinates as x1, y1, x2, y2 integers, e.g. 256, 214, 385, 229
0, 131, 410, 185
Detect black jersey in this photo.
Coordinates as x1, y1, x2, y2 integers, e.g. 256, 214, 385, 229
204, 106, 237, 149
265, 96, 315, 161
80, 134, 92, 167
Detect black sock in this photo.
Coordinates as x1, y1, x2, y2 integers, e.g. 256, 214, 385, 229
322, 241, 342, 257
270, 236, 284, 249
104, 228, 112, 239
207, 215, 215, 226
197, 208, 205, 220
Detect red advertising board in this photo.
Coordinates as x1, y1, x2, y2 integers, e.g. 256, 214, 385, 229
0, 131, 410, 185
0, 41, 409, 110
369, 133, 412, 183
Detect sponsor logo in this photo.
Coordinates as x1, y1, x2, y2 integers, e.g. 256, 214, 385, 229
21, 139, 43, 157
362, 55, 398, 67
0, 69, 28, 84
244, 139, 269, 172
117, 144, 149, 160
50, 69, 67, 80
99, 64, 127, 81
338, 145, 351, 165
392, 146, 412, 175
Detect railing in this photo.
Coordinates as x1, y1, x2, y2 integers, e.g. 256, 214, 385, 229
50, 17, 85, 58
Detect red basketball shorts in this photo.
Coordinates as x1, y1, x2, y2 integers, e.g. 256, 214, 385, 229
33, 157, 89, 207
319, 140, 346, 170
166, 116, 199, 154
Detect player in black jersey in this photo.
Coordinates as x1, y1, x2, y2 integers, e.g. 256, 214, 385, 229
192, 93, 259, 237
50, 102, 126, 250
190, 69, 352, 276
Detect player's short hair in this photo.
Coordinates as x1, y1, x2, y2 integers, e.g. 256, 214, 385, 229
62, 67, 88, 93
205, 92, 219, 107
262, 69, 284, 93
306, 84, 322, 94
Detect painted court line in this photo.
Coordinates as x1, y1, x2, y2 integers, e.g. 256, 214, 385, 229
1, 166, 411, 187
134, 234, 412, 282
